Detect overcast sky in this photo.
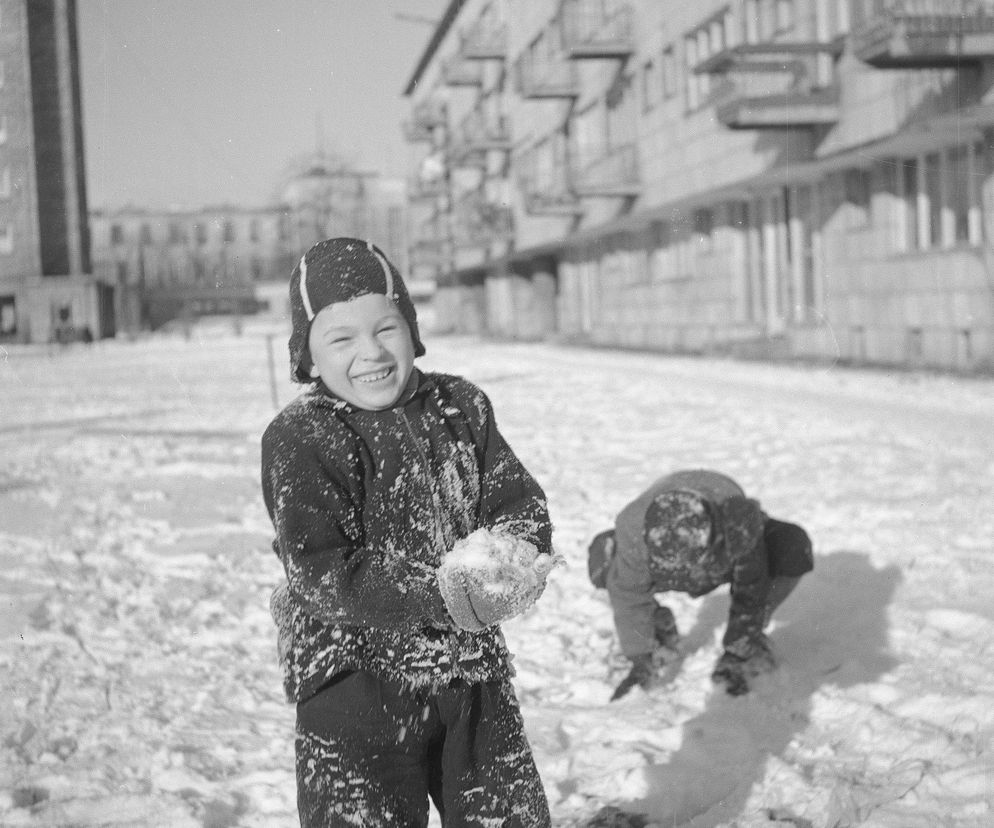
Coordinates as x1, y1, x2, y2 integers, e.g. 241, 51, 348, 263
77, 0, 449, 210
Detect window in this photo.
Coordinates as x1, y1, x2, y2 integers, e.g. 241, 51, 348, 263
844, 168, 871, 228
924, 152, 942, 248
0, 166, 9, 199
195, 223, 207, 244
684, 9, 733, 110
110, 224, 124, 244
948, 145, 970, 244
642, 58, 658, 112
0, 223, 12, 254
775, 0, 794, 32
140, 224, 153, 244
249, 219, 260, 242
0, 296, 15, 337
168, 222, 185, 244
901, 158, 919, 250
694, 207, 714, 251
223, 221, 235, 242
895, 142, 983, 252
661, 45, 677, 99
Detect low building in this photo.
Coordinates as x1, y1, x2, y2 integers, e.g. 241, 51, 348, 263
403, 0, 994, 372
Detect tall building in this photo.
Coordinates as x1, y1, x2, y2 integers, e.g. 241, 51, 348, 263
403, 0, 994, 372
0, 0, 108, 343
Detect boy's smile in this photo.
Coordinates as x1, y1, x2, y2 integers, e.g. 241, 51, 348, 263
307, 293, 416, 410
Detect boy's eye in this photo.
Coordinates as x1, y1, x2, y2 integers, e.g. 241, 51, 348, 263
378, 324, 398, 334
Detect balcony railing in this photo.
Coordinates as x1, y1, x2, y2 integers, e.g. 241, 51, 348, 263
460, 20, 508, 60
458, 110, 512, 152
694, 38, 845, 75
452, 198, 514, 248
402, 100, 447, 143
560, 0, 635, 59
520, 183, 585, 215
515, 53, 581, 98
441, 56, 484, 87
853, 0, 994, 67
714, 78, 840, 129
407, 175, 448, 201
571, 143, 641, 197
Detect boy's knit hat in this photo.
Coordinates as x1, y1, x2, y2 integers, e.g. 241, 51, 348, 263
644, 490, 714, 567
287, 237, 426, 382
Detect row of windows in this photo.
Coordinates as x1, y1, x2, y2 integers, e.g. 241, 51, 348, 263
585, 138, 987, 295
107, 218, 281, 246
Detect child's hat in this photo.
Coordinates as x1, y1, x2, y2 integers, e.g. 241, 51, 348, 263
643, 490, 714, 561
287, 237, 426, 382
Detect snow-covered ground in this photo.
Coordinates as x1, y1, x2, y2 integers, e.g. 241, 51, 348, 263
1, 319, 992, 827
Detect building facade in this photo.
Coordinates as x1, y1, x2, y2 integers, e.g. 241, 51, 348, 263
89, 156, 416, 332
0, 0, 109, 343
403, 0, 994, 371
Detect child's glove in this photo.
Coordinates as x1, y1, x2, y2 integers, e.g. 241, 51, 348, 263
437, 529, 557, 632
610, 653, 654, 701
711, 636, 776, 696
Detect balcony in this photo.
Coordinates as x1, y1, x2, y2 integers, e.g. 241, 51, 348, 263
453, 198, 514, 248
715, 80, 840, 129
560, 0, 635, 60
458, 110, 512, 152
407, 174, 447, 201
402, 100, 447, 143
460, 20, 507, 60
515, 53, 581, 98
572, 144, 641, 197
522, 187, 585, 216
441, 56, 483, 87
694, 38, 845, 75
853, 0, 994, 67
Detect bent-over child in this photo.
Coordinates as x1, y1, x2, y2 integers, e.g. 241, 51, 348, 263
262, 237, 555, 827
587, 469, 813, 699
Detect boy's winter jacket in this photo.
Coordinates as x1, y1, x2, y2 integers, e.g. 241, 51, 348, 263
261, 370, 552, 703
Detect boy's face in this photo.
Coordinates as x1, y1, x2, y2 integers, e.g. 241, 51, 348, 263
308, 293, 416, 410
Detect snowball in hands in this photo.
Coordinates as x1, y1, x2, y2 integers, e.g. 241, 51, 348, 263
438, 529, 553, 632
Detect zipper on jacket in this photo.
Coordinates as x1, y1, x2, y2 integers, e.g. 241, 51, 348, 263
396, 409, 464, 677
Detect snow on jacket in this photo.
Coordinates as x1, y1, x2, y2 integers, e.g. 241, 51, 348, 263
606, 470, 769, 660
261, 369, 552, 703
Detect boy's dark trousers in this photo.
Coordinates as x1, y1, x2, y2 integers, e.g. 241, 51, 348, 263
295, 670, 551, 828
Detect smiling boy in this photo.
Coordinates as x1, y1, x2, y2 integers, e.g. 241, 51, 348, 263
262, 238, 554, 828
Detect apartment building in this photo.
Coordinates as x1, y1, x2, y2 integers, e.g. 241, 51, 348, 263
89, 205, 296, 332
89, 157, 414, 332
403, 0, 994, 371
0, 0, 108, 343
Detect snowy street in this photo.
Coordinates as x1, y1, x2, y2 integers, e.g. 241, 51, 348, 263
1, 325, 993, 827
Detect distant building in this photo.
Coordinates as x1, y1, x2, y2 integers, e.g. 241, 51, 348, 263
403, 0, 994, 372
89, 205, 296, 332
0, 0, 110, 343
89, 155, 420, 332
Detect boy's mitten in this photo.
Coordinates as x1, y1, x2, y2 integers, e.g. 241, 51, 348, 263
437, 528, 556, 632
610, 653, 654, 701
712, 635, 776, 696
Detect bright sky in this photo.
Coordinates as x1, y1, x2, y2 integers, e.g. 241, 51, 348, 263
77, 0, 449, 210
